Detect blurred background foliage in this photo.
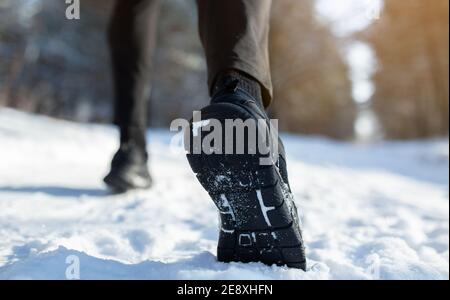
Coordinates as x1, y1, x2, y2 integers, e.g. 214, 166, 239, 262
364, 0, 449, 139
0, 0, 448, 140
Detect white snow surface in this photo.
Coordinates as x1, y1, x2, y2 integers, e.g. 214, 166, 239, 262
0, 108, 448, 280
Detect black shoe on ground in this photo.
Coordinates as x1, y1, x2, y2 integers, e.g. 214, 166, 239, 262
104, 144, 152, 193
185, 72, 306, 270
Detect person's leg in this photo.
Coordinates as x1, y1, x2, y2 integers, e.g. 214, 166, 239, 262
187, 0, 306, 269
105, 0, 160, 192
109, 0, 160, 146
197, 0, 273, 107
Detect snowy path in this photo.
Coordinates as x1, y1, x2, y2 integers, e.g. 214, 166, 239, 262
0, 108, 448, 280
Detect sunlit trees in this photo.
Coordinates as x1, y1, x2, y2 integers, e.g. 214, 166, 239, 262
270, 0, 356, 139
365, 0, 449, 139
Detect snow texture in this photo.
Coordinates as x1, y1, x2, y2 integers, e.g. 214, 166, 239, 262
0, 108, 448, 280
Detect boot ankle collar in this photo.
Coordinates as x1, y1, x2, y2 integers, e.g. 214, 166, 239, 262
213, 71, 264, 109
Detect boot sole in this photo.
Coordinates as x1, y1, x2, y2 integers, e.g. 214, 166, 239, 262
186, 103, 306, 270
104, 172, 152, 193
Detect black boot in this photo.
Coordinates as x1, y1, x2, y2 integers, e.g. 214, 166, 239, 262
185, 71, 306, 270
104, 127, 152, 193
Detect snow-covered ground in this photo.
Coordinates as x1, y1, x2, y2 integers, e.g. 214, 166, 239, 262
0, 108, 448, 280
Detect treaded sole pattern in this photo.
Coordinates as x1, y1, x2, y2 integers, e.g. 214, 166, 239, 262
185, 100, 306, 270
187, 153, 306, 270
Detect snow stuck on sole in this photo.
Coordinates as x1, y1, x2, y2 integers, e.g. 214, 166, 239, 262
0, 108, 448, 280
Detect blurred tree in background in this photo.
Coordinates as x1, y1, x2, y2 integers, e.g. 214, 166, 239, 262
150, 0, 209, 125
0, 0, 208, 124
364, 0, 449, 139
0, 0, 112, 122
270, 0, 355, 139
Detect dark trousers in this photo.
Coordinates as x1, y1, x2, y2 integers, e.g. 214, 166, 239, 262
108, 0, 272, 131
